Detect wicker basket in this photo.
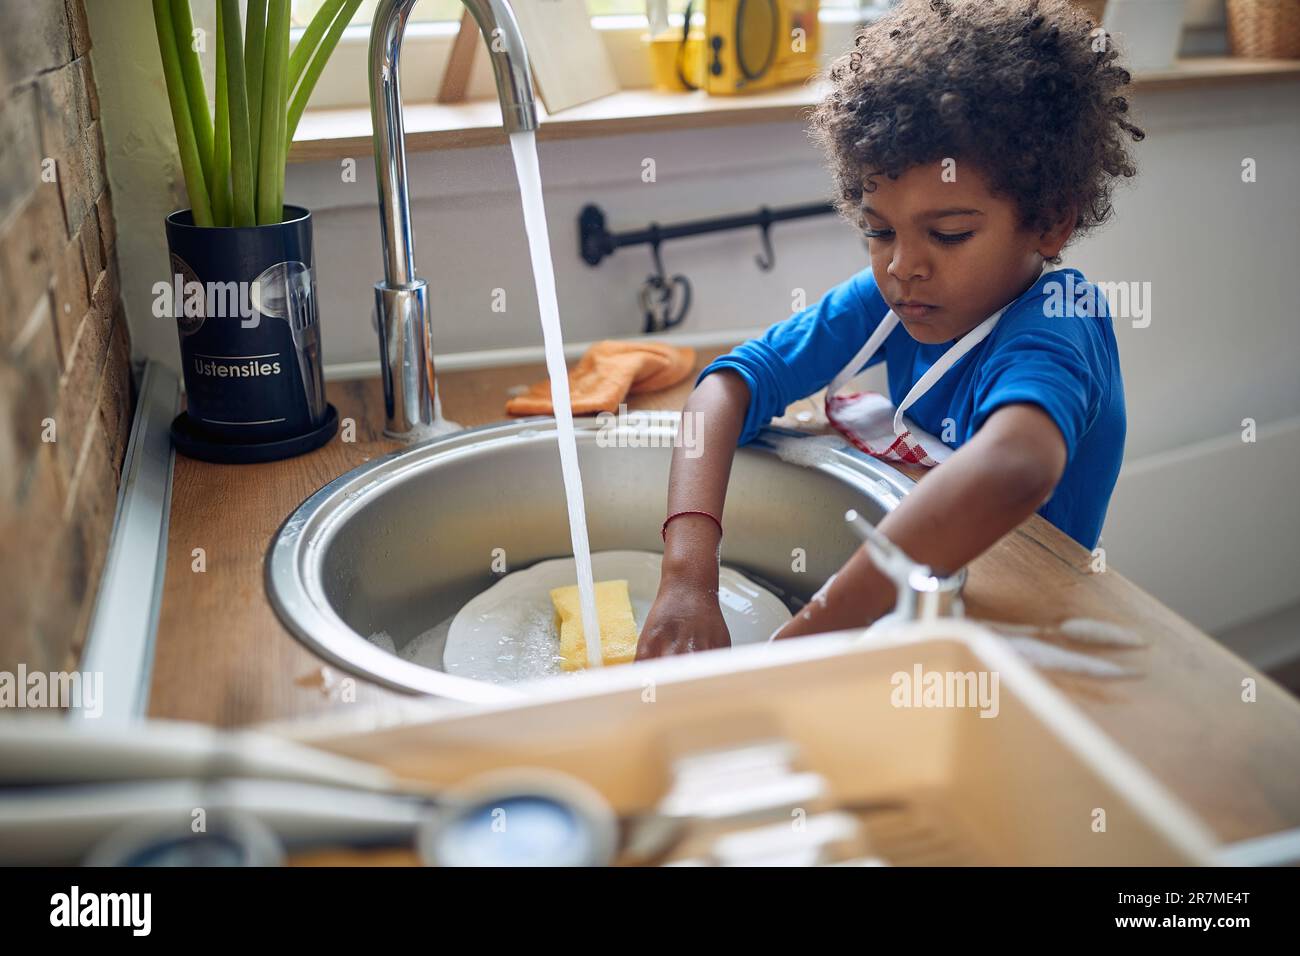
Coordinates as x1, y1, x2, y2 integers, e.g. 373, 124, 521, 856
1227, 0, 1300, 58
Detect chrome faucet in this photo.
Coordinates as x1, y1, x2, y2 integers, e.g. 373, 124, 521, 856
369, 0, 538, 440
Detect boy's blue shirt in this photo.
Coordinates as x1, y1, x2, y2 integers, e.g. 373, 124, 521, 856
696, 266, 1126, 550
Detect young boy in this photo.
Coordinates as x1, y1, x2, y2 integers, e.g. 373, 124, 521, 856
637, 0, 1144, 656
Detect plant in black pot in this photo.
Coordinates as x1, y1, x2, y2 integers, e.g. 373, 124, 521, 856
153, 0, 360, 463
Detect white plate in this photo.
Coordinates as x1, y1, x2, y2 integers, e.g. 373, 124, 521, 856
441, 550, 793, 684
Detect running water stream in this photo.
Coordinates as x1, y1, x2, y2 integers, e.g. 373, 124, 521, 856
508, 130, 603, 667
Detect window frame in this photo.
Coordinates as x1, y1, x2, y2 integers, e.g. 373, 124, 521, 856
294, 8, 877, 112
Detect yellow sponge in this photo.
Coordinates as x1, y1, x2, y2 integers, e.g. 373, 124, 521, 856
550, 579, 639, 671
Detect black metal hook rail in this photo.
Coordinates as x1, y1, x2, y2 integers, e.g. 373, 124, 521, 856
578, 200, 838, 334
578, 201, 836, 268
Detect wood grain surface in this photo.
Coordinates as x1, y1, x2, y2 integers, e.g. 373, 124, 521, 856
149, 344, 1300, 843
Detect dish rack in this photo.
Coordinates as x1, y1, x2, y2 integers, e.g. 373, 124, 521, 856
275, 620, 1219, 866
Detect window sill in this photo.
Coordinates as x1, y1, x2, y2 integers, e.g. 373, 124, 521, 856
287, 57, 1300, 164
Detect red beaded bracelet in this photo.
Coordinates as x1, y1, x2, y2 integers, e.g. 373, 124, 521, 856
661, 509, 724, 541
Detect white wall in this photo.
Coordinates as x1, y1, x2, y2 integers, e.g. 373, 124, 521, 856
281, 120, 864, 358
1085, 83, 1300, 643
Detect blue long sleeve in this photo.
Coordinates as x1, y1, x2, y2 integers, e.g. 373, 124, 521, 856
696, 267, 892, 445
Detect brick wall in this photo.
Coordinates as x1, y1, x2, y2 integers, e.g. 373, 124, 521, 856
0, 1, 134, 674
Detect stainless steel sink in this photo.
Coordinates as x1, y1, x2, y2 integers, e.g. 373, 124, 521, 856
265, 411, 912, 702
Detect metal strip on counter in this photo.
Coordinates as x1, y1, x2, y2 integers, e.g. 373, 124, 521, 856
1216, 826, 1300, 866
73, 361, 179, 724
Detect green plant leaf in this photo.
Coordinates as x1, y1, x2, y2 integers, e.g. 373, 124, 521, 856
152, 0, 212, 226
274, 2, 291, 222
211, 1, 232, 227
246, 0, 268, 201
256, 0, 290, 224
169, 0, 214, 193
288, 0, 347, 97
221, 0, 256, 227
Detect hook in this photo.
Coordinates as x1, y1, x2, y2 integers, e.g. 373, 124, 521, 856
648, 224, 667, 283
639, 225, 692, 333
755, 207, 775, 271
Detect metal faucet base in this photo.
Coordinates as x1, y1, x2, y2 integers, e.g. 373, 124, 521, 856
369, 0, 538, 442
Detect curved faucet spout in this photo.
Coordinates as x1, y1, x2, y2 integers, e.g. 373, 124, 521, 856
369, 0, 538, 440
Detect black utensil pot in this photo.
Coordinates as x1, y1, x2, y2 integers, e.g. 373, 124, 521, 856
164, 205, 336, 463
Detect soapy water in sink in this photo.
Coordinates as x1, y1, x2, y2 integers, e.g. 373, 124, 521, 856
377, 596, 619, 685
367, 602, 563, 685
367, 592, 735, 686
364, 553, 803, 686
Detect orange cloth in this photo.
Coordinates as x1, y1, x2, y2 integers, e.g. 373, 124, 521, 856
505, 340, 696, 416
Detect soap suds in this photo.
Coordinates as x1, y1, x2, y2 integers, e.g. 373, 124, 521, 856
1057, 618, 1145, 647
366, 630, 396, 654
398, 614, 456, 672
769, 434, 847, 469
977, 617, 1146, 648
431, 601, 567, 685
1005, 636, 1137, 678
811, 572, 837, 609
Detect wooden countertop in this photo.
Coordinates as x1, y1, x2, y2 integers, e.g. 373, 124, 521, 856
149, 344, 1300, 845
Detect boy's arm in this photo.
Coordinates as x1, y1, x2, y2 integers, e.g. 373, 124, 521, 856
636, 370, 749, 659
660, 370, 748, 586
697, 267, 891, 447
639, 269, 889, 658
772, 403, 1067, 638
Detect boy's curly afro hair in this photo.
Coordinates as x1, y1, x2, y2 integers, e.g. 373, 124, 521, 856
810, 0, 1144, 257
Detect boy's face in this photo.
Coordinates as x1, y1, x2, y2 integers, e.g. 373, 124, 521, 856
860, 161, 1071, 344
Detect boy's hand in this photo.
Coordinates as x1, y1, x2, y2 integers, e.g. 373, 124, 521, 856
770, 551, 897, 641
636, 579, 732, 659
772, 403, 1066, 641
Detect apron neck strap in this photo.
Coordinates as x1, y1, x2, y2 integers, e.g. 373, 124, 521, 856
827, 261, 1052, 435
826, 309, 899, 398
892, 306, 1004, 433
891, 261, 1051, 434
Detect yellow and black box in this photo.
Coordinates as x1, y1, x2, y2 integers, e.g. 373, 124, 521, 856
703, 0, 821, 96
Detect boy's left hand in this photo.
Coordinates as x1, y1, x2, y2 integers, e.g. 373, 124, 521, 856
768, 403, 1067, 641
769, 546, 897, 640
